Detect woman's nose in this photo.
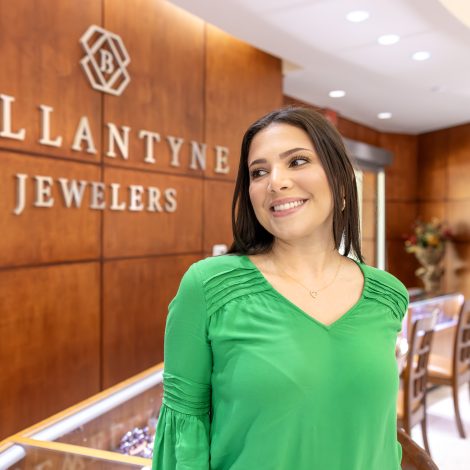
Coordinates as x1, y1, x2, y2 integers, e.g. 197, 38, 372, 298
267, 166, 291, 192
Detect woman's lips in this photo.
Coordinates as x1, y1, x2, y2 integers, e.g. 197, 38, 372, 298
270, 199, 308, 217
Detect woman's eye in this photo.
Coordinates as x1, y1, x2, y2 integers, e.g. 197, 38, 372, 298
250, 169, 268, 179
289, 156, 310, 167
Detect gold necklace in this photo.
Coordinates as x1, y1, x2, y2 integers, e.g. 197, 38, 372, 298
274, 255, 343, 299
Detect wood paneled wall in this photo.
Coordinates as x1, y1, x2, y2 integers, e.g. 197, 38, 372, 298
0, 0, 282, 439
418, 123, 470, 297
378, 133, 419, 287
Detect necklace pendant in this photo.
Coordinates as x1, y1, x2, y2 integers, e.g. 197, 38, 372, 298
309, 290, 318, 299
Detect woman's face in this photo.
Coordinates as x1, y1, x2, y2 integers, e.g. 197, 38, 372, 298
247, 123, 334, 244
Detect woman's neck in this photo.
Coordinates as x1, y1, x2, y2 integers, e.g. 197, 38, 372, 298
264, 238, 342, 279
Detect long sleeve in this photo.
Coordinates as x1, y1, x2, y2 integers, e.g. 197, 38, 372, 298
152, 264, 212, 470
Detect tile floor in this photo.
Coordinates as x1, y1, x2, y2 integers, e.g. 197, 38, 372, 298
410, 384, 470, 469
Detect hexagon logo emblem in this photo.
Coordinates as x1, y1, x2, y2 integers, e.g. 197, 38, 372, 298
79, 25, 131, 96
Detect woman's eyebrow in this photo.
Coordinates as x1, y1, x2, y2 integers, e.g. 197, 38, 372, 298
279, 147, 312, 158
248, 147, 313, 168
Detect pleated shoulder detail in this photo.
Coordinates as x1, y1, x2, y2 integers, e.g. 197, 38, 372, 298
193, 255, 271, 318
361, 264, 409, 322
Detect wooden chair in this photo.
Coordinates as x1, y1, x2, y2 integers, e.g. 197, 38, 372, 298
397, 312, 438, 455
427, 297, 470, 438
398, 428, 439, 470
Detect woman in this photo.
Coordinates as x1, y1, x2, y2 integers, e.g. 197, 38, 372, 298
152, 107, 409, 469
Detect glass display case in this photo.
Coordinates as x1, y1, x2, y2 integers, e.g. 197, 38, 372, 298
404, 292, 463, 335
403, 291, 464, 358
0, 439, 151, 469
0, 364, 164, 469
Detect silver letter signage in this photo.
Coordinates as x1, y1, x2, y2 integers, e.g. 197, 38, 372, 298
80, 25, 131, 96
0, 94, 26, 141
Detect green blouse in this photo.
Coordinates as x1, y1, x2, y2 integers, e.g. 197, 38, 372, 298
152, 254, 409, 470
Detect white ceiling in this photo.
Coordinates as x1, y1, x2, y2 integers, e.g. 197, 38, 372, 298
169, 0, 470, 134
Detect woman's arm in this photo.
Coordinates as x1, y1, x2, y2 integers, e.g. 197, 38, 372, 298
152, 264, 212, 470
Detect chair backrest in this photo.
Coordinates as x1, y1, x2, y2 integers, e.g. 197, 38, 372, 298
403, 311, 438, 428
454, 299, 470, 382
443, 293, 465, 319
398, 428, 439, 470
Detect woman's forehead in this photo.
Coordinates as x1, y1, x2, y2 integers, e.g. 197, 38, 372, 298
249, 123, 314, 157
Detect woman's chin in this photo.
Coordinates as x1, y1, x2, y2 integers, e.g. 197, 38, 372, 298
270, 228, 312, 244
267, 221, 333, 245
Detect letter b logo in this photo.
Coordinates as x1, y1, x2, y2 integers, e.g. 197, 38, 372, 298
99, 49, 115, 74
80, 25, 131, 96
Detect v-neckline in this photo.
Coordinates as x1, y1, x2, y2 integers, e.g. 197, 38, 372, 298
241, 254, 368, 331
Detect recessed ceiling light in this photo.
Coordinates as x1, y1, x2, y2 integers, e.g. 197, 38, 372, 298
430, 84, 447, 93
377, 34, 400, 46
377, 112, 392, 119
412, 51, 431, 61
329, 90, 346, 98
346, 10, 370, 23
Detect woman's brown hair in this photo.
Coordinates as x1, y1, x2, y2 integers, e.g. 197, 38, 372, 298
228, 106, 364, 263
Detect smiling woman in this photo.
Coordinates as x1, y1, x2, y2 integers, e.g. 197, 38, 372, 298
230, 107, 362, 260
152, 106, 409, 470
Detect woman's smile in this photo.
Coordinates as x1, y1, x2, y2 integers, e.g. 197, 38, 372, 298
270, 198, 309, 217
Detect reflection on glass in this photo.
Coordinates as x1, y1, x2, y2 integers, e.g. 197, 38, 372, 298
56, 383, 163, 457
0, 442, 149, 469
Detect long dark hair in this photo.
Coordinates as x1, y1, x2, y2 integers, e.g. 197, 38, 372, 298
228, 106, 363, 262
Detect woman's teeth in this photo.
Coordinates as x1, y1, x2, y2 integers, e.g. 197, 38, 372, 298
272, 200, 305, 212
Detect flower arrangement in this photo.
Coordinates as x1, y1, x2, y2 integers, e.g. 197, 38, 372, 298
404, 218, 453, 293
404, 218, 453, 254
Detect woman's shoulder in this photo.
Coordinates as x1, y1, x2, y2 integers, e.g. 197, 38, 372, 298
191, 254, 251, 281
361, 263, 408, 298
189, 254, 268, 317
360, 263, 410, 320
